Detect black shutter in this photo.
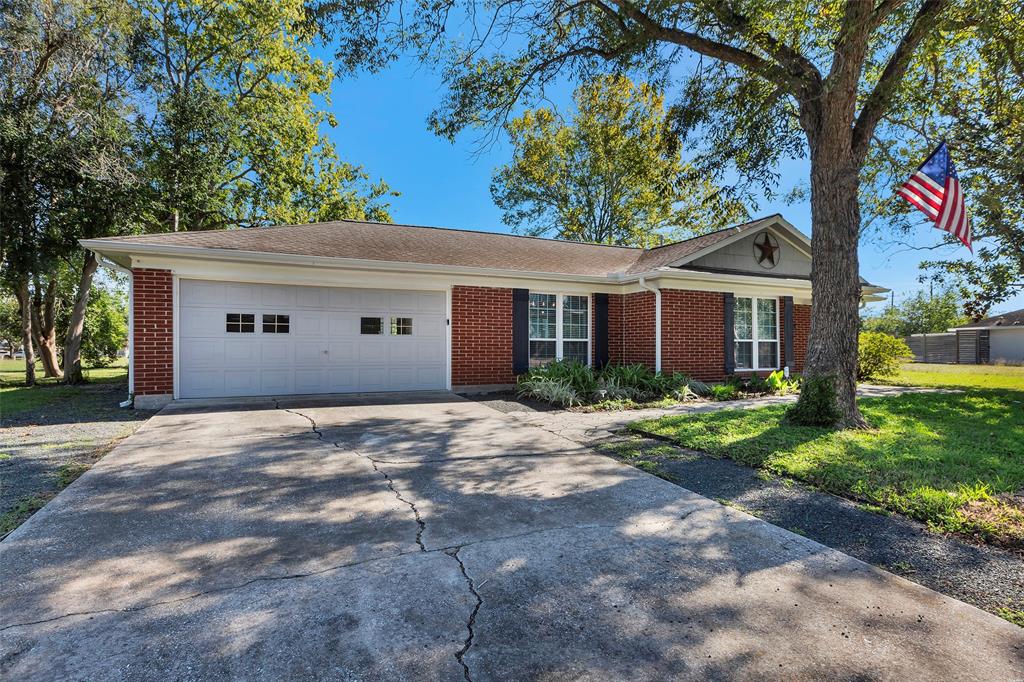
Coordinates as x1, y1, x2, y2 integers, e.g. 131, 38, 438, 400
782, 296, 795, 369
594, 293, 609, 368
723, 293, 735, 375
512, 288, 529, 375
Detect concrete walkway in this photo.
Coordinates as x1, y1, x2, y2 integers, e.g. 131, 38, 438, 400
1, 392, 1019, 680
494, 384, 950, 447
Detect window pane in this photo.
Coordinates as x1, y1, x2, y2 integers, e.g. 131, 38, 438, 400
529, 293, 556, 339
757, 298, 777, 340
226, 312, 254, 333
360, 317, 383, 334
758, 341, 778, 368
562, 295, 588, 340
735, 340, 753, 369
734, 298, 752, 340
563, 340, 589, 364
529, 340, 556, 367
390, 317, 413, 335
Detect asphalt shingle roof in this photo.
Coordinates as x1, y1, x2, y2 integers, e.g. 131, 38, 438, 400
91, 215, 783, 278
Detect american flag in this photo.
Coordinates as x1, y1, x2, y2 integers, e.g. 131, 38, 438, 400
896, 142, 971, 251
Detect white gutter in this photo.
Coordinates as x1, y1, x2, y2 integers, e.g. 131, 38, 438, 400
638, 276, 662, 373
97, 256, 134, 407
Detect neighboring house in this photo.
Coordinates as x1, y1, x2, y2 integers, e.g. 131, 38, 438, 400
949, 308, 1024, 365
81, 214, 887, 408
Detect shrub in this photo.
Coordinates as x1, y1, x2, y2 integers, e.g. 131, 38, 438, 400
766, 370, 800, 395
858, 332, 912, 381
785, 375, 841, 426
518, 360, 597, 398
709, 383, 740, 401
517, 377, 582, 407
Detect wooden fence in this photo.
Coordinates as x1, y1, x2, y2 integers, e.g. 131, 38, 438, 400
904, 330, 990, 364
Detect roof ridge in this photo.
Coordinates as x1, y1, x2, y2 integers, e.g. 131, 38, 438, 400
643, 214, 781, 251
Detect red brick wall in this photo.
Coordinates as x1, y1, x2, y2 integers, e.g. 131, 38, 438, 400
451, 285, 514, 386
621, 291, 656, 367
661, 290, 727, 381
133, 268, 174, 396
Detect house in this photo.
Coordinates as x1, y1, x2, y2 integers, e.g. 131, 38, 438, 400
81, 214, 888, 408
949, 308, 1024, 364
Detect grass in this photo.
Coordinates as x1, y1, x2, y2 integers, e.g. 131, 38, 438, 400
0, 494, 54, 539
1, 358, 127, 417
632, 364, 1024, 548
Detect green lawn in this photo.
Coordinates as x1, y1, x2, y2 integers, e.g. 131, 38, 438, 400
632, 364, 1024, 548
0, 358, 128, 417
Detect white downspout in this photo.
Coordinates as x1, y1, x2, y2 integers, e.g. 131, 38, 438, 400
638, 276, 662, 373
98, 257, 134, 407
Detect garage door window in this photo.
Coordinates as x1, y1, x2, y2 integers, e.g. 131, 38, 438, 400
391, 317, 413, 335
360, 317, 383, 334
226, 313, 255, 333
262, 314, 290, 333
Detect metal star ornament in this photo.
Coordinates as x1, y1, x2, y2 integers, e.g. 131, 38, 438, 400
754, 232, 779, 268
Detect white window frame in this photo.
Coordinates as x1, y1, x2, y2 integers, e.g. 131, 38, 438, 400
734, 296, 779, 371
529, 292, 591, 366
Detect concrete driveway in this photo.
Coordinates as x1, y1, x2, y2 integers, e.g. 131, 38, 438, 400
1, 394, 1020, 680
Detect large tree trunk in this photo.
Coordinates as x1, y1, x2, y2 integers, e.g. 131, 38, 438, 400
14, 279, 37, 387
31, 276, 63, 379
62, 250, 99, 385
794, 134, 869, 429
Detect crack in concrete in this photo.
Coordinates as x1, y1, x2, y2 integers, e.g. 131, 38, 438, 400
0, 549, 423, 632
446, 546, 482, 682
347, 443, 428, 553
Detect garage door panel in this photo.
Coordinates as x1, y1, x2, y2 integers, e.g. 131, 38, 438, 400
294, 369, 326, 394
178, 280, 447, 398
181, 309, 224, 337
358, 343, 387, 363
180, 280, 224, 306
328, 368, 357, 392
294, 341, 326, 364
328, 288, 359, 309
181, 370, 224, 396
260, 340, 293, 367
328, 341, 356, 362
224, 370, 259, 394
292, 312, 325, 336
181, 339, 223, 367
296, 286, 326, 308
416, 318, 444, 338
224, 283, 261, 306
260, 369, 291, 394
261, 284, 296, 307
328, 315, 356, 337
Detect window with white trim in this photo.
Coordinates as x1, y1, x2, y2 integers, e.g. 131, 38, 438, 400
734, 297, 778, 370
529, 293, 590, 367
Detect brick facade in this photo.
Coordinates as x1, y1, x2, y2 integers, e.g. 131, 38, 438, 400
451, 285, 514, 387
660, 290, 727, 381
133, 268, 174, 396
620, 291, 656, 367
792, 303, 810, 373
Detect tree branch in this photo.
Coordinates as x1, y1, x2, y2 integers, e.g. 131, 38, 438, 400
851, 0, 951, 160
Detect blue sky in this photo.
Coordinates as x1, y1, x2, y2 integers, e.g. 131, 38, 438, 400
324, 56, 1023, 317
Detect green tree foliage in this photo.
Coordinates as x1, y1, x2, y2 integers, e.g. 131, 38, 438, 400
862, 289, 967, 337
136, 0, 395, 232
860, 4, 1023, 319
0, 295, 21, 356
857, 332, 913, 381
491, 75, 746, 246
327, 0, 1005, 427
80, 284, 128, 368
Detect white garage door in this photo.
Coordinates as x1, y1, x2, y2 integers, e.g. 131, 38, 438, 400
178, 280, 447, 398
